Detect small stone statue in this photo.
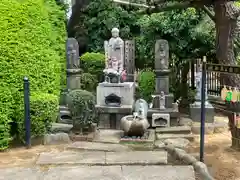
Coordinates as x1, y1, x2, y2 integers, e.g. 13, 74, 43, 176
67, 44, 78, 69
104, 28, 124, 72
159, 91, 166, 110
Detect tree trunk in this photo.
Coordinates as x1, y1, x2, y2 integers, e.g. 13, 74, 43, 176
214, 0, 240, 149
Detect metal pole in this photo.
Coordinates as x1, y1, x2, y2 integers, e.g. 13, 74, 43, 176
191, 59, 195, 90
23, 77, 31, 148
200, 56, 207, 162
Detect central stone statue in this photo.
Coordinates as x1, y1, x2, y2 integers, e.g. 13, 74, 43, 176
104, 28, 125, 83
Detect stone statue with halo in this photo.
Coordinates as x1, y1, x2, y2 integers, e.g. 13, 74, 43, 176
104, 28, 125, 83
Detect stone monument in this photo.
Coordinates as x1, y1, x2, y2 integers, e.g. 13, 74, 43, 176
95, 28, 135, 129
148, 39, 179, 127
120, 99, 149, 137
190, 57, 214, 122
59, 38, 81, 124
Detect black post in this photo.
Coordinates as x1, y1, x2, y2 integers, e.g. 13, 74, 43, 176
191, 59, 195, 90
200, 56, 207, 162
23, 77, 31, 148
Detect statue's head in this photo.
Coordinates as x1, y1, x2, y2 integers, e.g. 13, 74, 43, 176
68, 44, 74, 50
111, 28, 119, 38
160, 91, 164, 96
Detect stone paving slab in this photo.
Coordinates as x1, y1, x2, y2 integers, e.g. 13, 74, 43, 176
67, 141, 129, 152
36, 151, 105, 165
156, 133, 195, 141
122, 165, 195, 180
156, 126, 191, 134
106, 151, 168, 165
44, 166, 122, 180
0, 166, 195, 180
0, 167, 42, 180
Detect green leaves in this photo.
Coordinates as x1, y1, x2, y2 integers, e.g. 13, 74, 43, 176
0, 0, 66, 148
67, 90, 96, 130
138, 69, 155, 103
18, 92, 59, 143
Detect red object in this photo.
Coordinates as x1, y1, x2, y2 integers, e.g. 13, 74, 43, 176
121, 70, 127, 81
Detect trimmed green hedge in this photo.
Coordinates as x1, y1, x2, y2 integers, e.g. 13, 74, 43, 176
18, 93, 59, 142
0, 0, 66, 148
81, 52, 105, 81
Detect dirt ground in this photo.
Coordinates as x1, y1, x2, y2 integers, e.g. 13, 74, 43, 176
188, 132, 240, 180
1, 128, 240, 180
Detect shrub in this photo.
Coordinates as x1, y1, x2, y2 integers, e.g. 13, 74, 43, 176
138, 70, 155, 103
80, 73, 98, 92
0, 0, 66, 147
81, 52, 105, 81
67, 89, 96, 133
18, 92, 59, 142
0, 87, 13, 150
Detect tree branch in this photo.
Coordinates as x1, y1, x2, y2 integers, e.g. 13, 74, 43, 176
112, 0, 154, 9
202, 5, 215, 22
149, 1, 192, 13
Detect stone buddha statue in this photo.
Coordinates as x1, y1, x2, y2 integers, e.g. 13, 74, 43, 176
104, 28, 124, 83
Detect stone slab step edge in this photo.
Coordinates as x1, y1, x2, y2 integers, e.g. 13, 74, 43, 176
36, 151, 168, 166
156, 126, 191, 134
66, 141, 130, 152
156, 133, 195, 141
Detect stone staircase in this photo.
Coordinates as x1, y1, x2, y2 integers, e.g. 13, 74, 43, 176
155, 126, 194, 148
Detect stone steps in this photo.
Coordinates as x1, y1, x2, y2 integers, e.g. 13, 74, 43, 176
156, 133, 195, 141
67, 141, 130, 152
156, 126, 191, 134
0, 166, 196, 180
36, 151, 168, 166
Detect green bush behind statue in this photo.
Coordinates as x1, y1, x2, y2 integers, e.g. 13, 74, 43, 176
0, 0, 66, 149
138, 70, 155, 103
67, 89, 97, 134
81, 52, 105, 88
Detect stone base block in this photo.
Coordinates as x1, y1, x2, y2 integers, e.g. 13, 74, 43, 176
96, 105, 133, 129
152, 113, 170, 127
190, 102, 215, 123
147, 108, 179, 127
96, 82, 135, 106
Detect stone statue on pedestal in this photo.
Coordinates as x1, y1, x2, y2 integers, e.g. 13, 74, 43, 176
67, 44, 79, 69
104, 28, 124, 83
159, 91, 166, 110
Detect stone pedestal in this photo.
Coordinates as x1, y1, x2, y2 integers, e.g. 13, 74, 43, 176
66, 69, 81, 90
95, 82, 135, 129
96, 82, 135, 106
96, 105, 133, 129
152, 113, 170, 127
190, 101, 214, 123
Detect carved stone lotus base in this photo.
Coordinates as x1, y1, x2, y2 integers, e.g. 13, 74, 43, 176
120, 115, 150, 137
